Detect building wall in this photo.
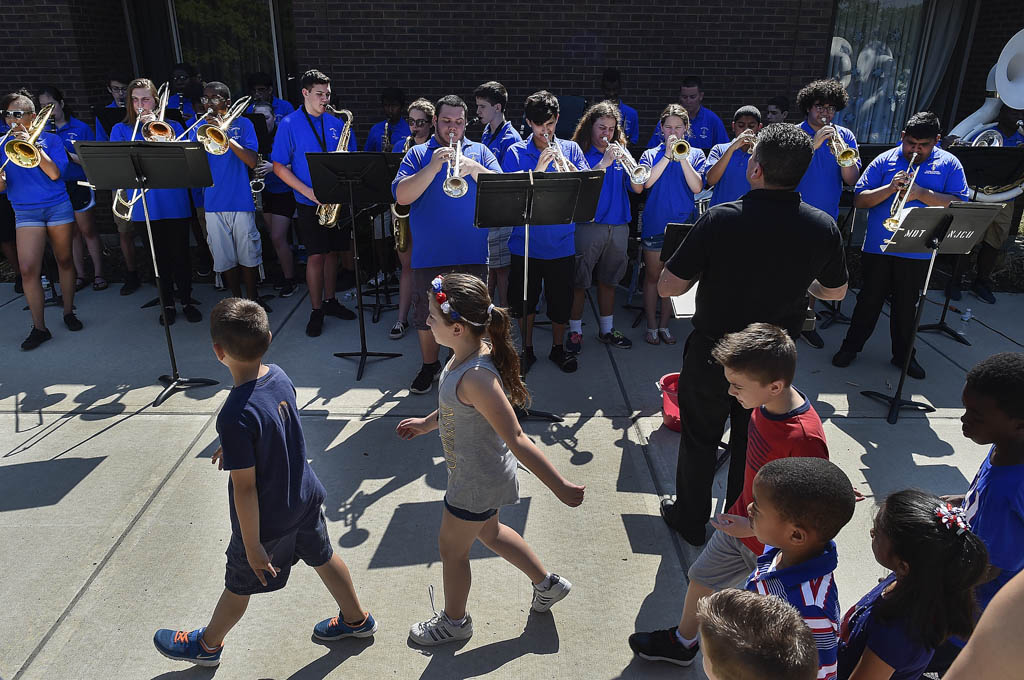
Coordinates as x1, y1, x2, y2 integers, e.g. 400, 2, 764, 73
955, 0, 1024, 123
290, 0, 835, 143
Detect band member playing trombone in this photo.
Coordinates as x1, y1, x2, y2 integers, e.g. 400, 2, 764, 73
190, 82, 263, 305
271, 69, 357, 337
832, 112, 969, 379
392, 94, 499, 394
637, 104, 707, 347
705, 105, 762, 208
501, 90, 590, 374
0, 92, 81, 350
111, 79, 198, 326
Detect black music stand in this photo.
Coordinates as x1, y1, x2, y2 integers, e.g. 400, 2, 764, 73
476, 169, 603, 423
861, 202, 998, 424
918, 251, 975, 345
357, 152, 404, 323
306, 151, 401, 381
76, 141, 218, 407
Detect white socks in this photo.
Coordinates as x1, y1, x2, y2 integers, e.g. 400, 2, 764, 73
675, 629, 698, 648
599, 315, 614, 335
569, 319, 583, 334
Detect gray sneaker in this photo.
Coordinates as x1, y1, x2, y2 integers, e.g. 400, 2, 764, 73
409, 586, 474, 646
597, 329, 632, 349
531, 574, 571, 612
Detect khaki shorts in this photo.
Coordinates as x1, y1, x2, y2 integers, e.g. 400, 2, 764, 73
574, 222, 628, 288
686, 529, 758, 590
114, 211, 134, 234
206, 211, 262, 271
983, 200, 1014, 250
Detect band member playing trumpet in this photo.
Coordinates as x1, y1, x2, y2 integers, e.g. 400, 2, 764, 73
832, 112, 969, 379
392, 94, 500, 394
566, 100, 637, 354
638, 104, 707, 346
190, 82, 263, 305
365, 87, 409, 152
0, 93, 23, 295
705, 106, 762, 208
111, 79, 199, 326
271, 69, 358, 337
0, 92, 82, 350
502, 90, 590, 374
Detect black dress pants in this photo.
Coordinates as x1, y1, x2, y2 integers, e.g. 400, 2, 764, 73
666, 330, 751, 536
145, 217, 192, 304
841, 252, 928, 361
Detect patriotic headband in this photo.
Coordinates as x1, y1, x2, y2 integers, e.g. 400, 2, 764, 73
430, 275, 494, 326
935, 503, 970, 536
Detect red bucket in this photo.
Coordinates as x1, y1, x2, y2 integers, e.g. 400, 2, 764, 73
658, 372, 681, 432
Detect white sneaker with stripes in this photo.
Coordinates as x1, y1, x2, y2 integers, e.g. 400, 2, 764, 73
531, 574, 572, 613
409, 585, 474, 646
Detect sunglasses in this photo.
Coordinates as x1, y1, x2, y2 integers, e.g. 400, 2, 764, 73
3, 110, 29, 119
407, 118, 430, 127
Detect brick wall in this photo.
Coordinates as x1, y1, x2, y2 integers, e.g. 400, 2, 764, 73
289, 0, 835, 144
955, 0, 1024, 123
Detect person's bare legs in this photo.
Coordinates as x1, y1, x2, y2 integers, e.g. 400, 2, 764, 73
438, 509, 486, 621
323, 250, 339, 301
570, 288, 586, 323
418, 329, 440, 364
314, 553, 366, 624
243, 266, 259, 300
223, 266, 242, 298
17, 227, 48, 329
552, 321, 566, 347
491, 266, 509, 307
477, 512, 547, 584
306, 253, 324, 309
269, 214, 294, 281
397, 247, 413, 324
202, 589, 249, 648
119, 231, 137, 272
1, 240, 20, 282
72, 228, 86, 281
643, 250, 663, 330
597, 281, 616, 317
74, 208, 103, 280
47, 222, 76, 316
519, 314, 536, 349
676, 580, 714, 639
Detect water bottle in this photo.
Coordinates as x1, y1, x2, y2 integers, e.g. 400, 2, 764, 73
40, 275, 54, 303
957, 307, 972, 338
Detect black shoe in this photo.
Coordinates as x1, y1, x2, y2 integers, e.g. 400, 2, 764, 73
410, 361, 442, 394
549, 345, 578, 373
21, 326, 52, 350
802, 329, 825, 349
832, 349, 856, 367
519, 349, 537, 377
63, 313, 83, 331
255, 298, 272, 315
628, 627, 699, 667
182, 305, 202, 323
597, 329, 632, 349
120, 271, 140, 296
659, 499, 708, 546
971, 281, 996, 304
946, 279, 962, 301
306, 308, 324, 337
322, 298, 356, 320
893, 356, 926, 380
279, 280, 297, 298
159, 306, 176, 326
14, 276, 23, 294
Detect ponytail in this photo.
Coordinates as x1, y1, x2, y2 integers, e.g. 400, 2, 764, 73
485, 305, 530, 407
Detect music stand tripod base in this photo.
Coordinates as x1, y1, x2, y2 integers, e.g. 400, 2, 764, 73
860, 389, 935, 424
155, 374, 220, 407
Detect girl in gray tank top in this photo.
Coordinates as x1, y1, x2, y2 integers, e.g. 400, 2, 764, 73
397, 273, 586, 647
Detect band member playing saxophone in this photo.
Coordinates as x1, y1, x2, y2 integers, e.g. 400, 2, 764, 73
365, 88, 409, 153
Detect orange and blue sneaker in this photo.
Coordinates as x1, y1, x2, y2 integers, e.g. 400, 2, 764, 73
313, 610, 378, 640
153, 627, 222, 667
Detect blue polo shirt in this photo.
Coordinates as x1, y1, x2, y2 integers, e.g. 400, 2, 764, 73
244, 97, 294, 125
270, 108, 358, 206
365, 118, 411, 152
638, 144, 709, 238
706, 141, 751, 208
110, 119, 191, 221
191, 115, 258, 212
617, 101, 640, 145
166, 93, 196, 118
647, 106, 729, 150
796, 120, 860, 220
501, 135, 591, 260
856, 146, 969, 259
55, 116, 95, 182
392, 136, 500, 268
998, 129, 1024, 147
481, 120, 523, 166
583, 145, 631, 225
0, 131, 70, 210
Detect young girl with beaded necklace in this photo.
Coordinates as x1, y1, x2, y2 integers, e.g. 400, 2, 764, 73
396, 273, 585, 646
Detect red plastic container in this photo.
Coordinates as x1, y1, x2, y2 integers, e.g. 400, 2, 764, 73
658, 372, 681, 432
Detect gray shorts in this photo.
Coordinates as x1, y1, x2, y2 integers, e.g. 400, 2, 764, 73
574, 222, 628, 288
686, 529, 758, 590
411, 264, 488, 330
206, 211, 262, 272
488, 227, 513, 269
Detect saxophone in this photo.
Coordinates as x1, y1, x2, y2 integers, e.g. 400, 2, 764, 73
316, 106, 353, 228
391, 135, 413, 252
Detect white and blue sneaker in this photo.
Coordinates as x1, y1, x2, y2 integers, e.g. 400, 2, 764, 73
153, 627, 222, 667
409, 585, 474, 646
313, 610, 378, 640
531, 573, 572, 612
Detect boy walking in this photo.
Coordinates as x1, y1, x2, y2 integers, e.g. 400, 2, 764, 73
153, 299, 376, 667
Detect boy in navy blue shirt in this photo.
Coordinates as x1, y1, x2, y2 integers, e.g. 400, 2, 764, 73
153, 298, 376, 667
705, 106, 762, 208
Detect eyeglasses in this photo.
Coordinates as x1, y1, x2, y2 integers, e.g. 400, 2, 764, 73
812, 104, 836, 113
109, 86, 128, 94
3, 110, 28, 119
407, 118, 430, 127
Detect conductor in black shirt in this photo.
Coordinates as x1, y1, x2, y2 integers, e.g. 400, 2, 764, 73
657, 123, 849, 546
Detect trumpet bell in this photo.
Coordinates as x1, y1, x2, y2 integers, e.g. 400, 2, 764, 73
670, 139, 691, 161
882, 216, 901, 232
4, 139, 42, 168
836, 147, 860, 167
198, 124, 230, 154
443, 176, 468, 198
630, 165, 651, 184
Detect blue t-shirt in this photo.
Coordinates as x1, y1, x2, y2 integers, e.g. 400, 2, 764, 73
746, 541, 841, 680
856, 146, 970, 259
796, 120, 860, 219
270, 107, 358, 206
638, 144, 709, 238
192, 115, 258, 212
54, 116, 94, 183
706, 141, 751, 208
217, 364, 327, 542
617, 101, 640, 145
244, 97, 294, 126
501, 135, 591, 260
999, 129, 1024, 147
837, 574, 934, 680
583, 144, 631, 225
392, 136, 501, 268
481, 120, 523, 166
365, 118, 412, 152
166, 93, 196, 118
110, 119, 192, 221
1, 131, 70, 210
647, 106, 729, 150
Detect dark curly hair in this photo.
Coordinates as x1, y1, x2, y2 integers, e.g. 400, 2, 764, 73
756, 457, 855, 542
795, 79, 849, 115
966, 352, 1024, 419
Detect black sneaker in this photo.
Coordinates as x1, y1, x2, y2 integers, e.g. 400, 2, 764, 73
564, 331, 582, 354
279, 280, 297, 298
597, 329, 632, 349
893, 356, 926, 380
628, 627, 699, 667
389, 320, 409, 340
659, 498, 708, 546
21, 326, 52, 350
63, 313, 83, 331
802, 329, 825, 349
306, 308, 325, 337
520, 349, 537, 377
182, 305, 202, 323
832, 349, 856, 367
322, 298, 356, 320
159, 306, 176, 326
549, 345, 578, 373
256, 298, 273, 315
120, 271, 140, 296
971, 281, 996, 304
410, 361, 442, 394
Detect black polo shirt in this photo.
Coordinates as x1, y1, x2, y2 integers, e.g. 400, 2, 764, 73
666, 189, 848, 339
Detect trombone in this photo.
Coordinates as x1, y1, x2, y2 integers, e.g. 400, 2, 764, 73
1, 103, 55, 171
666, 135, 691, 162
196, 96, 253, 154
140, 83, 175, 142
316, 105, 354, 227
543, 132, 577, 172
603, 136, 649, 184
882, 153, 920, 235
822, 118, 859, 167
442, 130, 468, 198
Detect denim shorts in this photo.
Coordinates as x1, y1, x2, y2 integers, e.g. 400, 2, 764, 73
444, 496, 497, 522
14, 200, 75, 228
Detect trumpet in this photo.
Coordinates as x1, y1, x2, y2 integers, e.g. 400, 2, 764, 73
442, 130, 469, 198
140, 83, 175, 142
603, 136, 649, 184
392, 136, 414, 252
196, 96, 252, 155
822, 118, 859, 167
316, 105, 354, 227
737, 130, 758, 154
543, 133, 577, 172
882, 153, 920, 234
666, 135, 691, 161
1, 103, 55, 171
